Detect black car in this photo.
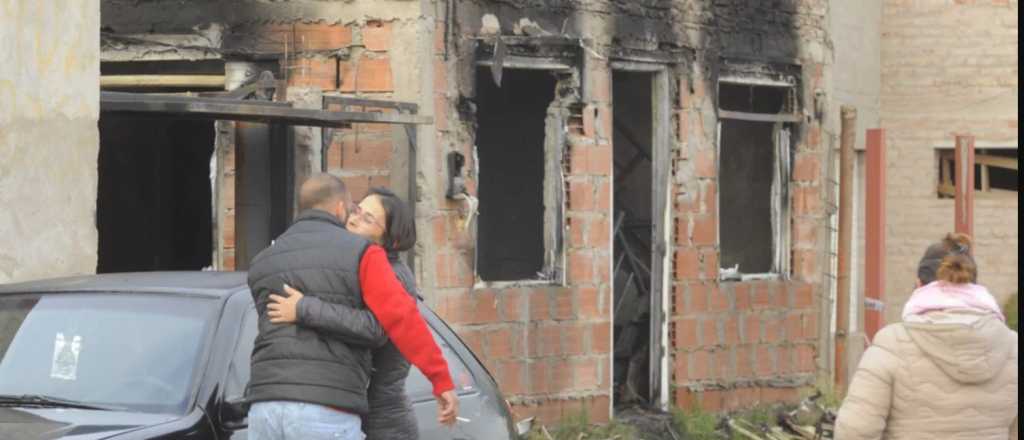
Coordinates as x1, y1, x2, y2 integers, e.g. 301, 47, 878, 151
0, 272, 533, 440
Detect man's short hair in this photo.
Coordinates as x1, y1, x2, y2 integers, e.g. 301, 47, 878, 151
299, 173, 348, 212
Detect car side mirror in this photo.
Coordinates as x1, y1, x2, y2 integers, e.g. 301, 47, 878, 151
220, 397, 250, 431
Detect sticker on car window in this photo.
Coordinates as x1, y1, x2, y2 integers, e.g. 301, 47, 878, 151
51, 333, 82, 381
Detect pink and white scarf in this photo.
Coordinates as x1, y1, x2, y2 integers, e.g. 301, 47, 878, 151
902, 281, 1005, 322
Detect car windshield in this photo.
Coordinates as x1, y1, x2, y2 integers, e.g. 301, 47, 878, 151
0, 293, 216, 415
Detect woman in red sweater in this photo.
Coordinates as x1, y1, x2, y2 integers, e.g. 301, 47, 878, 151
266, 187, 456, 438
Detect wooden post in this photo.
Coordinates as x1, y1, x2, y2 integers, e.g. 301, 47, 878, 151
836, 107, 856, 394
864, 129, 886, 342
954, 135, 975, 240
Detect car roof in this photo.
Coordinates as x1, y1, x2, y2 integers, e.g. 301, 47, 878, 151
0, 272, 249, 299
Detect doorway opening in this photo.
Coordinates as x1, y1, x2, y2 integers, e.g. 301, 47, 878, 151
97, 115, 215, 272
611, 71, 656, 407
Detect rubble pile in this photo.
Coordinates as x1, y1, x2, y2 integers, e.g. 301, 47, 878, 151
724, 391, 837, 440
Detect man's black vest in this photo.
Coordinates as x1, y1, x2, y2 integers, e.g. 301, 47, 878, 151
246, 209, 373, 414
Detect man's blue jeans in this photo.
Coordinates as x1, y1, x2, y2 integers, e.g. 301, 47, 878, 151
248, 401, 365, 440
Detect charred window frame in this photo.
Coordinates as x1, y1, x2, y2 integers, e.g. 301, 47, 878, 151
716, 65, 800, 281
472, 46, 574, 285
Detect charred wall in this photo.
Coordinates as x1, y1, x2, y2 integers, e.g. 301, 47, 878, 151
436, 0, 833, 420
98, 0, 837, 422
100, 0, 434, 271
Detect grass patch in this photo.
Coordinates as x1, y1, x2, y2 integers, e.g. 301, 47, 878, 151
672, 396, 721, 440
1006, 293, 1018, 331
525, 410, 638, 440
739, 405, 776, 428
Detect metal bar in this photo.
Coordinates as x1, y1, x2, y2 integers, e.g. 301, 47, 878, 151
223, 79, 281, 100
719, 110, 802, 123
613, 119, 652, 161
836, 106, 856, 394
718, 75, 797, 87
102, 91, 291, 107
615, 223, 651, 298
864, 129, 886, 342
323, 96, 420, 113
614, 152, 648, 185
101, 74, 226, 88
404, 120, 418, 274
476, 57, 574, 71
954, 135, 975, 239
101, 92, 432, 126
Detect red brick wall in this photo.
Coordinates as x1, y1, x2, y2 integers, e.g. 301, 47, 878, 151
215, 13, 832, 422
427, 42, 615, 424
669, 64, 828, 412
218, 20, 402, 269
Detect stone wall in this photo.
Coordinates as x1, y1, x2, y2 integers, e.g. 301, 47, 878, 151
0, 0, 100, 283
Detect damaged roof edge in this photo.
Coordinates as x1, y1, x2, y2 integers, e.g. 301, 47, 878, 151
100, 92, 432, 127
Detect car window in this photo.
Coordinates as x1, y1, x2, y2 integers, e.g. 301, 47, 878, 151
0, 293, 216, 415
224, 306, 257, 401
404, 329, 477, 402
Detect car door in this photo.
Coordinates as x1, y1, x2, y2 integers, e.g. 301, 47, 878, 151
221, 304, 258, 440
405, 328, 486, 440
407, 307, 515, 440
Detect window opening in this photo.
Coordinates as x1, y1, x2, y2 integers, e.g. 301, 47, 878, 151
475, 69, 558, 282
936, 148, 1019, 197
717, 79, 795, 280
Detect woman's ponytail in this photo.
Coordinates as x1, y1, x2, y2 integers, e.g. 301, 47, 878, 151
935, 233, 977, 284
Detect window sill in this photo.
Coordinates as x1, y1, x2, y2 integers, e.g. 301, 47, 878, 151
937, 190, 1018, 200
719, 272, 784, 283
473, 278, 565, 290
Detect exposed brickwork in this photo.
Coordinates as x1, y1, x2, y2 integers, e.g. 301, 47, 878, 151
430, 55, 616, 425
191, 0, 837, 425
664, 3, 832, 409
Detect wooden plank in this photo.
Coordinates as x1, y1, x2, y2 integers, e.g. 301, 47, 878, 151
975, 153, 1018, 171
102, 75, 226, 88
719, 110, 802, 123
940, 154, 953, 189
980, 164, 991, 192
937, 183, 956, 198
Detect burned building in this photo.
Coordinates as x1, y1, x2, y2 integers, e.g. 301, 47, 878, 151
101, 0, 838, 422
0, 0, 893, 425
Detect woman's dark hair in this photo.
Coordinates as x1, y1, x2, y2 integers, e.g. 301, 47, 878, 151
917, 233, 977, 285
366, 187, 417, 254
